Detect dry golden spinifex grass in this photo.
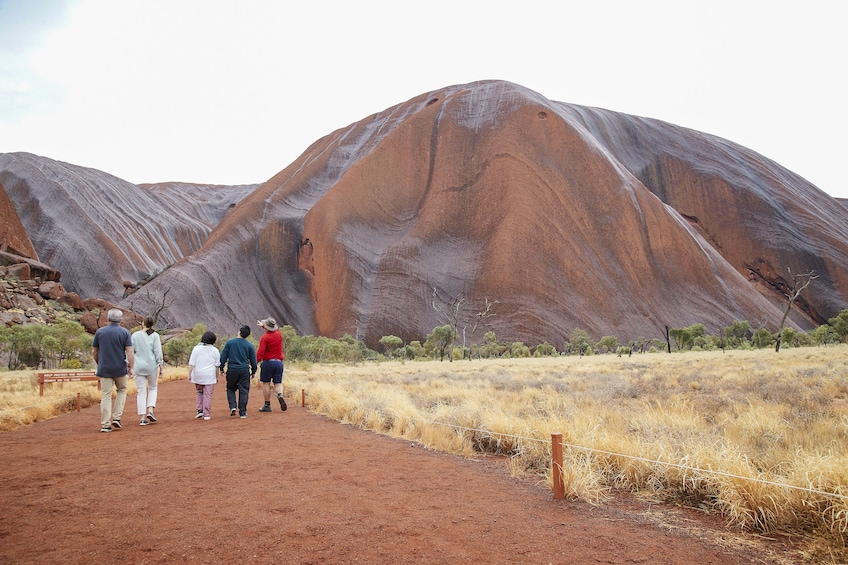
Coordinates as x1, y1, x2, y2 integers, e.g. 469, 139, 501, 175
0, 366, 187, 432
284, 346, 848, 546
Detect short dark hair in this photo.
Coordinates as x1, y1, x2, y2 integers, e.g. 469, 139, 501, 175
201, 331, 217, 345
239, 325, 251, 338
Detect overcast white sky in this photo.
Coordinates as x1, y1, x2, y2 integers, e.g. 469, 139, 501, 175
1, 0, 845, 199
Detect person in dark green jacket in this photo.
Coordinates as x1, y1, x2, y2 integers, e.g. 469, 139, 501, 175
219, 325, 258, 418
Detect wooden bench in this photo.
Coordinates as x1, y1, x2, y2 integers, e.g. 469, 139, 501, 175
38, 371, 99, 396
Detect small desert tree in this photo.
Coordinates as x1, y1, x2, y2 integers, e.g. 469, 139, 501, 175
569, 328, 592, 356
775, 268, 819, 352
8, 324, 47, 369
425, 325, 455, 362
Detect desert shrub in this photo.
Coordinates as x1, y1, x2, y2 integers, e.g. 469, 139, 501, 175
379, 335, 403, 358
509, 342, 530, 358
829, 309, 848, 343
752, 328, 774, 349
724, 320, 750, 348
595, 335, 619, 353
780, 327, 797, 348
163, 337, 190, 366
533, 342, 556, 357
279, 328, 372, 364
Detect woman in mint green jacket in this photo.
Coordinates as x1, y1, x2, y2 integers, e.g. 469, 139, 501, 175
131, 316, 164, 426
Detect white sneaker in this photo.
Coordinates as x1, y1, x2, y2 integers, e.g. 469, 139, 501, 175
203, 416, 211, 420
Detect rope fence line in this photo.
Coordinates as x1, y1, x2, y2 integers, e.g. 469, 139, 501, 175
403, 415, 848, 503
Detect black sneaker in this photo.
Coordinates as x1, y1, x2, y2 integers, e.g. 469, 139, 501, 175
101, 426, 112, 433
278, 394, 287, 411
111, 420, 122, 429
195, 410, 203, 419
259, 404, 272, 412
146, 412, 157, 423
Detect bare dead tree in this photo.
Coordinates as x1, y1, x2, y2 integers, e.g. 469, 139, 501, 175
463, 298, 499, 360
774, 268, 819, 352
431, 288, 499, 361
127, 287, 174, 327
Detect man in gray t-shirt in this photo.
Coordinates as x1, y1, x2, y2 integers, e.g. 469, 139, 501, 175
91, 309, 134, 433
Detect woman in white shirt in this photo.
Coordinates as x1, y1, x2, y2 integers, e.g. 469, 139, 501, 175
188, 331, 220, 420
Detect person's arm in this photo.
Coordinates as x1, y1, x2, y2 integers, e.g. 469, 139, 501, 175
91, 346, 99, 364
125, 346, 134, 377
154, 334, 164, 373
256, 335, 266, 362
219, 343, 229, 374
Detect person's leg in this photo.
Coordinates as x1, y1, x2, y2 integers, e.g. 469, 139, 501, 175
100, 377, 114, 429
147, 373, 158, 414
226, 371, 238, 413
202, 384, 214, 418
272, 363, 286, 411
195, 384, 204, 415
237, 370, 250, 416
135, 374, 147, 416
112, 376, 127, 423
259, 362, 272, 412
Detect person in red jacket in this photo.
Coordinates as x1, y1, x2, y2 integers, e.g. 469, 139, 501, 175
256, 317, 287, 412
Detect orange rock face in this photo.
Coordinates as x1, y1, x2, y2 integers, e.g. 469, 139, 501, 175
2, 81, 847, 348
0, 181, 37, 259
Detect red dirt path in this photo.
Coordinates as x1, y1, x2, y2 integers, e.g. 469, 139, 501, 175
0, 380, 803, 564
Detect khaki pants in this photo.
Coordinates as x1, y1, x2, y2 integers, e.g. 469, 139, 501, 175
100, 376, 127, 427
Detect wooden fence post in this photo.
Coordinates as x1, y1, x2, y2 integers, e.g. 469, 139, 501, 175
76, 393, 81, 412
301, 389, 305, 407
551, 432, 564, 499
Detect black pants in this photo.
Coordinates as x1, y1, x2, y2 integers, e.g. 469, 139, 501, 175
225, 368, 251, 416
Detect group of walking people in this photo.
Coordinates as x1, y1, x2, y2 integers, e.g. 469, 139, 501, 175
93, 309, 286, 432
189, 317, 287, 419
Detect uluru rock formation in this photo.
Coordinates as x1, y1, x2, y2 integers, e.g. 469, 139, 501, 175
2, 80, 847, 348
